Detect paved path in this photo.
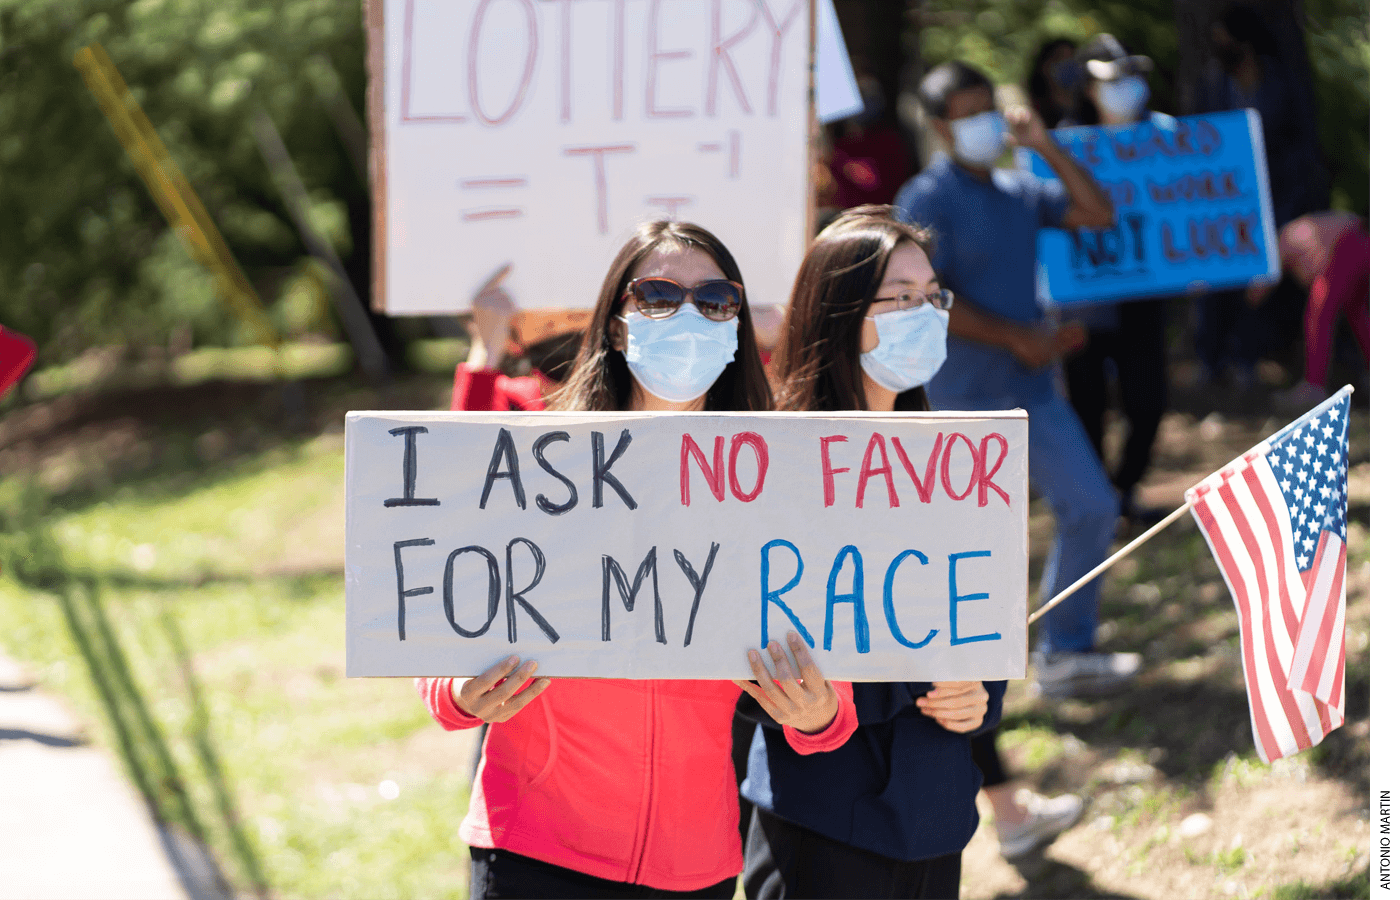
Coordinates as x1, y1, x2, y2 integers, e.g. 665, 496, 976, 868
0, 650, 194, 900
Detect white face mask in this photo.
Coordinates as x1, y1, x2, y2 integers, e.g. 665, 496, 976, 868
860, 303, 950, 393
618, 307, 739, 403
1097, 76, 1149, 120
949, 111, 1006, 167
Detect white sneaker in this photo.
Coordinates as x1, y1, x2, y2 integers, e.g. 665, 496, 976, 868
1032, 650, 1142, 699
996, 790, 1084, 859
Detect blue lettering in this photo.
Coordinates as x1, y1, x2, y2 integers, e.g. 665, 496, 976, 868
824, 545, 870, 653
883, 550, 937, 649
949, 550, 1001, 646
760, 539, 814, 648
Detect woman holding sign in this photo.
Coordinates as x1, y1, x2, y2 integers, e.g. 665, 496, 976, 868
739, 207, 1005, 899
418, 220, 857, 899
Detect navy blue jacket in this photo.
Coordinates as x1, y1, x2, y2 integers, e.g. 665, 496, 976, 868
740, 680, 1006, 861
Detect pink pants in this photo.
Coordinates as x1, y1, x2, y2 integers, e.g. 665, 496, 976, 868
1305, 226, 1369, 387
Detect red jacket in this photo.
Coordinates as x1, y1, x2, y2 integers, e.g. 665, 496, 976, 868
450, 363, 547, 412
416, 677, 856, 890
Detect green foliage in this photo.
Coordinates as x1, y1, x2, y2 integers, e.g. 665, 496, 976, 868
1302, 2, 1369, 215
0, 0, 367, 361
911, 0, 1368, 217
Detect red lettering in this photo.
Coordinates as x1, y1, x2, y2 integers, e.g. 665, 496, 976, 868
646, 0, 694, 119
467, 0, 539, 127
543, 0, 579, 123
1161, 221, 1189, 263
681, 434, 724, 505
707, 0, 756, 115
400, 0, 467, 123
977, 433, 1011, 508
612, 0, 627, 120
819, 435, 849, 508
563, 144, 637, 234
891, 434, 944, 503
755, 0, 804, 116
940, 433, 977, 501
729, 432, 769, 502
856, 433, 899, 509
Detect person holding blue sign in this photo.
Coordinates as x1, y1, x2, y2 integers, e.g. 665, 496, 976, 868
891, 61, 1138, 861
418, 221, 859, 899
893, 60, 1137, 699
1057, 35, 1172, 528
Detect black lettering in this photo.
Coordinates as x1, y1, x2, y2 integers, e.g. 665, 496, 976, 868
480, 428, 527, 510
505, 537, 558, 643
393, 538, 435, 640
592, 429, 638, 509
532, 431, 579, 515
1101, 225, 1123, 266
674, 543, 720, 647
1125, 213, 1146, 263
1070, 231, 1105, 269
385, 427, 440, 507
443, 546, 499, 638
601, 547, 665, 644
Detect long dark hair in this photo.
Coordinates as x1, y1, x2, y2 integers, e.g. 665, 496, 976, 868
551, 220, 772, 413
774, 205, 932, 413
1027, 37, 1077, 127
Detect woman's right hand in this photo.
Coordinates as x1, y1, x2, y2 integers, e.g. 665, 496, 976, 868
452, 655, 551, 723
915, 681, 988, 733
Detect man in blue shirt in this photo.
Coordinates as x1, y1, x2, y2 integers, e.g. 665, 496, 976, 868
895, 59, 1142, 857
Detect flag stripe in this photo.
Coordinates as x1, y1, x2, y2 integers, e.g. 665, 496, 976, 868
1217, 476, 1314, 755
1293, 532, 1344, 698
1191, 500, 1283, 762
1243, 465, 1300, 640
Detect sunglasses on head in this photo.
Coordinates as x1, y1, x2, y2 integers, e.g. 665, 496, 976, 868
626, 277, 745, 322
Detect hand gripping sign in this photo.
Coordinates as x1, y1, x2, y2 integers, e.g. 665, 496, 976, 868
345, 411, 1028, 681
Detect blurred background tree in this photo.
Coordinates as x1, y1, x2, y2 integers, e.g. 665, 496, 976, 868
0, 0, 1367, 364
0, 0, 387, 364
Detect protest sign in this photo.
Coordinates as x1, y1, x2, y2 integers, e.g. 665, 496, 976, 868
1020, 109, 1279, 307
345, 410, 1029, 681
367, 0, 815, 316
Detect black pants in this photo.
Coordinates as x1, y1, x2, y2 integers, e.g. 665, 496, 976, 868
469, 847, 735, 899
1065, 299, 1168, 508
743, 808, 962, 900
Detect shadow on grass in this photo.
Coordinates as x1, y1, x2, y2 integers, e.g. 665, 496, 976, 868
3, 500, 269, 899
995, 856, 1144, 900
1, 373, 449, 520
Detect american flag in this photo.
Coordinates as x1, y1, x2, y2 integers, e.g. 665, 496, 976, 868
1185, 388, 1351, 763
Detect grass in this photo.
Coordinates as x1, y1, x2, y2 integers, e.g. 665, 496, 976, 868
0, 353, 476, 899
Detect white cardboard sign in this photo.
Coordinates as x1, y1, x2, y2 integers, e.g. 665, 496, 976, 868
346, 411, 1029, 681
373, 0, 813, 315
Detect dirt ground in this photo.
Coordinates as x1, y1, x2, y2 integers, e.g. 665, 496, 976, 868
0, 354, 1371, 900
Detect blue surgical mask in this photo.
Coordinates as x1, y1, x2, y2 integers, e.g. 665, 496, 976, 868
618, 307, 739, 403
860, 304, 950, 393
1097, 76, 1149, 120
950, 111, 1006, 167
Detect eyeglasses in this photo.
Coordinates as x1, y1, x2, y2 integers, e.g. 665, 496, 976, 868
626, 277, 745, 322
868, 288, 955, 315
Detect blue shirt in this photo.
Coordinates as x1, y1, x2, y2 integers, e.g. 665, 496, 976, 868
894, 154, 1070, 409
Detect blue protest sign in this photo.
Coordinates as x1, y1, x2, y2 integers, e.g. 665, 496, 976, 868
1021, 109, 1279, 307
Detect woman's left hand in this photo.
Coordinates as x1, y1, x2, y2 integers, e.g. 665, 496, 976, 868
916, 681, 989, 733
735, 632, 839, 734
